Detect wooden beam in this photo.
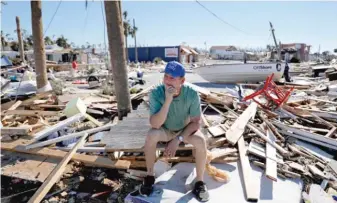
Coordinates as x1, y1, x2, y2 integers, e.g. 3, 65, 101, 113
26, 123, 115, 149
265, 128, 278, 181
33, 113, 85, 141
237, 137, 259, 201
2, 110, 61, 117
273, 121, 337, 148
36, 104, 66, 109
226, 102, 257, 145
28, 133, 89, 203
252, 161, 301, 178
280, 130, 337, 150
308, 165, 328, 179
130, 85, 155, 100
1, 127, 31, 136
1, 140, 130, 169
209, 104, 289, 155
200, 113, 210, 128
325, 127, 336, 138
1, 101, 22, 121
208, 125, 226, 137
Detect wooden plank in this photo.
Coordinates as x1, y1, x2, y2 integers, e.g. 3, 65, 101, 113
248, 140, 283, 163
200, 113, 210, 128
273, 121, 337, 148
1, 101, 22, 121
208, 147, 237, 160
208, 125, 226, 137
36, 104, 66, 109
237, 137, 259, 201
26, 123, 115, 149
308, 165, 328, 179
27, 133, 89, 203
2, 110, 61, 117
325, 127, 336, 137
84, 113, 103, 127
265, 128, 278, 181
280, 130, 337, 150
33, 113, 85, 141
1, 139, 130, 169
287, 162, 305, 173
130, 85, 155, 100
252, 161, 301, 178
1, 127, 31, 135
209, 104, 289, 155
1, 151, 58, 182
226, 102, 257, 145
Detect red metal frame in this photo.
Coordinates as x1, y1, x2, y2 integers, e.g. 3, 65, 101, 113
243, 73, 294, 110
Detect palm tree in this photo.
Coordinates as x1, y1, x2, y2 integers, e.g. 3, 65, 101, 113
44, 36, 54, 45
104, 0, 131, 118
56, 35, 70, 48
130, 20, 138, 62
31, 0, 48, 93
123, 11, 131, 61
26, 35, 34, 47
1, 31, 10, 50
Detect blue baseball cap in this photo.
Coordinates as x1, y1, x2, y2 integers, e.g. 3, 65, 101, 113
164, 61, 185, 78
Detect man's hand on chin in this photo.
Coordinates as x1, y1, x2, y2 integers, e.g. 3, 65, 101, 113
164, 137, 180, 158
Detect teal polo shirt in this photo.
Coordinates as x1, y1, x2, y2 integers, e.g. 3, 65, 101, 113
149, 84, 201, 131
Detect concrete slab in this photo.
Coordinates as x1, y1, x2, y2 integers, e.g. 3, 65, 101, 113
126, 162, 303, 203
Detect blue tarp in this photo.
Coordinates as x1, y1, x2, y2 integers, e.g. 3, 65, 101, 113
1, 55, 13, 68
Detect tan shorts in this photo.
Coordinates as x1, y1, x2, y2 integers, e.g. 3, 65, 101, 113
157, 127, 183, 142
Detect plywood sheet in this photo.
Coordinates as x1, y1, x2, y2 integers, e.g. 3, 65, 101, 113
1, 151, 58, 182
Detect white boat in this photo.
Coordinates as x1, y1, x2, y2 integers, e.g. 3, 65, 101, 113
194, 62, 285, 83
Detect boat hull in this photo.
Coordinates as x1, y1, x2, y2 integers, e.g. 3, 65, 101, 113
195, 63, 285, 83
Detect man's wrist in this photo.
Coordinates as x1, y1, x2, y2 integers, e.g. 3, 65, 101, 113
176, 135, 183, 143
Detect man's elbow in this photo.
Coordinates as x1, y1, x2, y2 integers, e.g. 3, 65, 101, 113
149, 118, 161, 129
191, 121, 200, 131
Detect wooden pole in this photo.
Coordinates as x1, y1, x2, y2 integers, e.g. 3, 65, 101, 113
27, 133, 88, 203
16, 16, 25, 63
104, 0, 131, 119
31, 0, 48, 92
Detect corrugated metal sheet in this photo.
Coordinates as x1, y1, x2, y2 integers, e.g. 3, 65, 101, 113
128, 46, 181, 63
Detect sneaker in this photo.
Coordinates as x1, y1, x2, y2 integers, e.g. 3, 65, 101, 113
138, 175, 155, 197
192, 181, 210, 202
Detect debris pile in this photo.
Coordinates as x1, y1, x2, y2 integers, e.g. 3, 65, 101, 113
1, 72, 337, 202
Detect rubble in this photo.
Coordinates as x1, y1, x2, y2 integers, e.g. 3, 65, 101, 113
1, 63, 337, 202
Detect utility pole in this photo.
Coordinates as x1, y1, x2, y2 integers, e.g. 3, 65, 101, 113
16, 16, 25, 63
133, 18, 138, 63
104, 0, 131, 119
269, 22, 280, 60
31, 0, 48, 92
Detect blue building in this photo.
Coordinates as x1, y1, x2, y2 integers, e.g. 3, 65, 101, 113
127, 46, 198, 63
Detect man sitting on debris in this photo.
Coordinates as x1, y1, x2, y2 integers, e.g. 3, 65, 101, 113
139, 61, 209, 202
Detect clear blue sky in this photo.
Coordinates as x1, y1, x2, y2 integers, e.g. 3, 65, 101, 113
1, 1, 337, 52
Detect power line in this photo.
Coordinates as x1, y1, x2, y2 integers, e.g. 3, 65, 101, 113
100, 0, 106, 53
195, 0, 250, 35
44, 0, 62, 36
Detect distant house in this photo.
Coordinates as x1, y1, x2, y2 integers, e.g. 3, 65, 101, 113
210, 45, 243, 60
127, 45, 199, 64
25, 45, 78, 63
280, 43, 311, 62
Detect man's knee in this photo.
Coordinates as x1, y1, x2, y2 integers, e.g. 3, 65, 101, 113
189, 131, 207, 148
146, 128, 163, 143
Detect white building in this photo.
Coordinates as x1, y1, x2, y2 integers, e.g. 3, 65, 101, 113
210, 46, 244, 60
